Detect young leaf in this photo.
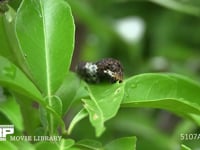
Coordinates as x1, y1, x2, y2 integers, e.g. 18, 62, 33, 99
44, 95, 63, 134
83, 83, 124, 136
122, 73, 200, 124
67, 109, 88, 135
82, 98, 105, 136
104, 136, 137, 150
45, 105, 67, 135
60, 139, 75, 149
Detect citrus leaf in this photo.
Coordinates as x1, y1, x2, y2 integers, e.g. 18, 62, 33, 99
13, 141, 35, 150
35, 139, 75, 150
0, 6, 29, 75
83, 83, 124, 136
14, 93, 40, 136
59, 139, 75, 150
56, 72, 82, 115
15, 0, 75, 94
122, 73, 200, 124
0, 141, 17, 150
0, 56, 44, 104
67, 109, 88, 135
44, 95, 63, 134
83, 73, 200, 137
15, 0, 75, 134
76, 139, 103, 150
0, 96, 23, 131
104, 136, 137, 150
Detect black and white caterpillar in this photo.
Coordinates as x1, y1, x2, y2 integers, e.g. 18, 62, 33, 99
76, 58, 123, 83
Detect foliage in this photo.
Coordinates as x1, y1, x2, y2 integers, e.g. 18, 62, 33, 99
0, 0, 200, 149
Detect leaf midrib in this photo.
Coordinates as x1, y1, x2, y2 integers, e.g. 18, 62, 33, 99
39, 0, 53, 134
39, 0, 51, 98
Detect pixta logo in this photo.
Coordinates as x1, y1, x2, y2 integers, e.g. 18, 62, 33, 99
0, 125, 14, 141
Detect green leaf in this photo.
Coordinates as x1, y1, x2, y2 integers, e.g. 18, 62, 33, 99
150, 0, 200, 17
83, 83, 124, 136
0, 6, 26, 68
76, 139, 103, 150
14, 93, 40, 136
181, 144, 191, 150
40, 97, 65, 135
122, 73, 200, 124
59, 139, 75, 150
45, 96, 62, 116
15, 0, 75, 94
0, 141, 17, 150
13, 141, 35, 150
59, 139, 75, 149
56, 72, 82, 115
44, 95, 63, 134
0, 96, 23, 131
83, 73, 200, 137
0, 7, 16, 62
68, 109, 88, 135
67, 148, 81, 150
35, 139, 75, 150
0, 56, 44, 104
104, 136, 137, 150
45, 105, 67, 135
35, 142, 58, 150
16, 0, 74, 135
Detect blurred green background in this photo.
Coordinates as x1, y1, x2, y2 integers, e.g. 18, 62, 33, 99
6, 0, 200, 149
68, 0, 200, 80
